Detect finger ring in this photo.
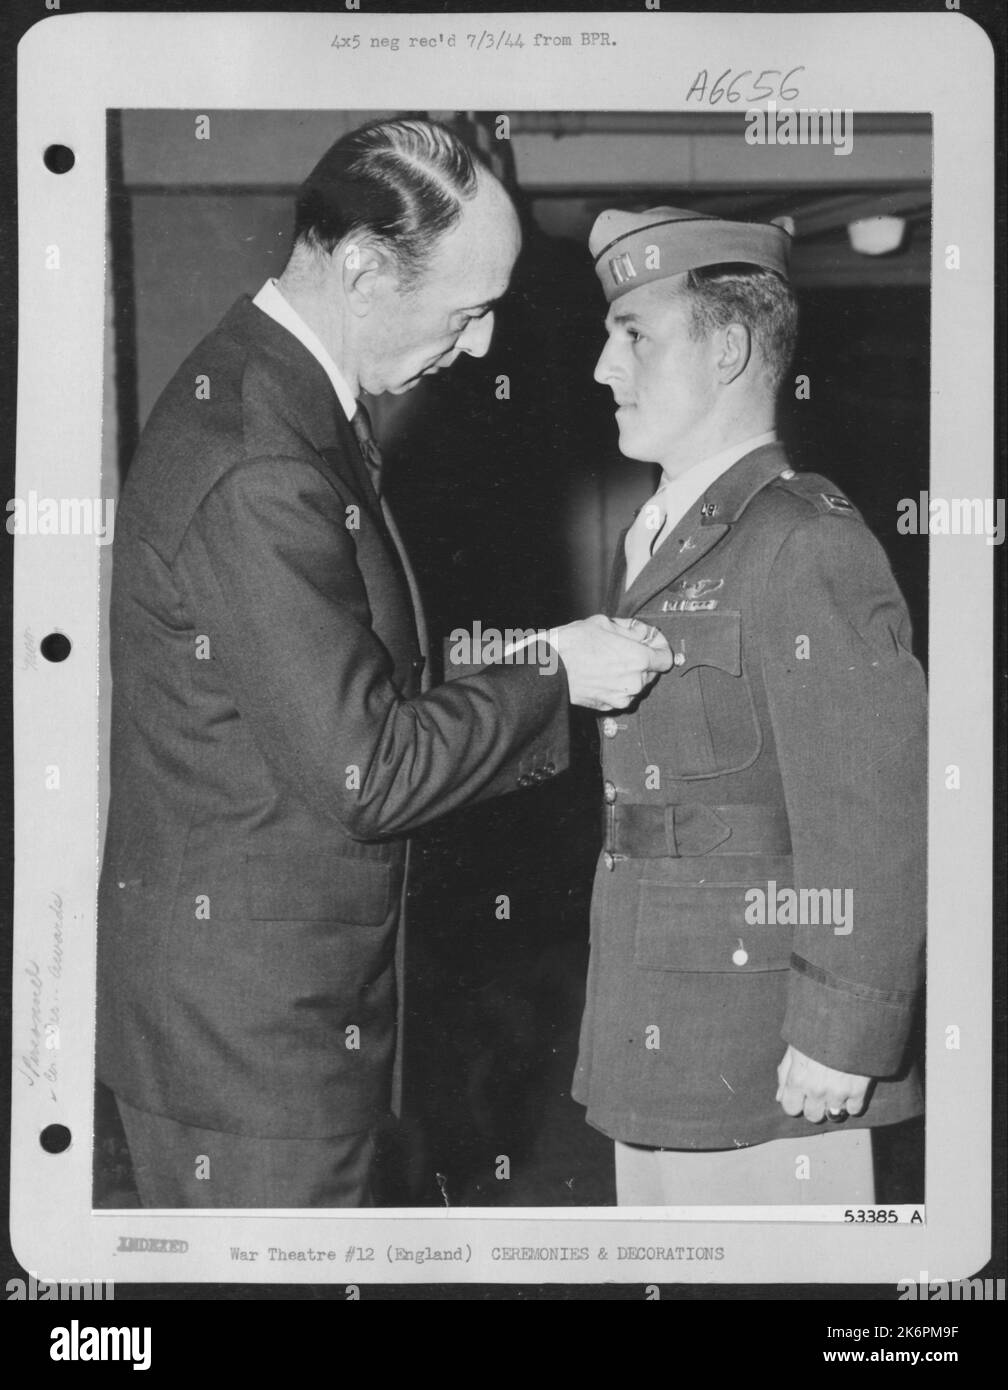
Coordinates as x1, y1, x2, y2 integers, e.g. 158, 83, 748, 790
826, 1107, 849, 1123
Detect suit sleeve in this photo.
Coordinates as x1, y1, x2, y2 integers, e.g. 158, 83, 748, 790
759, 511, 926, 1077
176, 455, 569, 840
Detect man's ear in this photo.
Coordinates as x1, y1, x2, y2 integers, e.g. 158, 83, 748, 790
339, 239, 390, 318
715, 321, 752, 385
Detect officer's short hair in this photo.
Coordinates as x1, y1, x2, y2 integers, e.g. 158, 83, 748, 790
674, 263, 799, 395
293, 118, 491, 281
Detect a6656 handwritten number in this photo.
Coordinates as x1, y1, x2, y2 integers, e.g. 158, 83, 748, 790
686, 68, 804, 104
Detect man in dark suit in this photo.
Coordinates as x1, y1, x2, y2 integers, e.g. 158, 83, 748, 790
97, 120, 670, 1208
573, 207, 926, 1204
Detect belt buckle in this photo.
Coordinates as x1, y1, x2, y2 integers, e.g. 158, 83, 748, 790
602, 802, 628, 870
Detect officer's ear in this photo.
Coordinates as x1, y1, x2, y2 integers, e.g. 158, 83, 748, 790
339, 238, 393, 318
714, 321, 752, 385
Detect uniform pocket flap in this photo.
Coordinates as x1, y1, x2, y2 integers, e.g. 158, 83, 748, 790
639, 610, 742, 677
245, 853, 394, 925
635, 880, 793, 973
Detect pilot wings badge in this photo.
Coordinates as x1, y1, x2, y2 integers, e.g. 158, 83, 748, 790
680, 577, 725, 600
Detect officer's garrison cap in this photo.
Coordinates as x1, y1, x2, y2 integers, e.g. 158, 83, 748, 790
589, 205, 792, 304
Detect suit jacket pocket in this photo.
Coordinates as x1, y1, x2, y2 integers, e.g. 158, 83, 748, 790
635, 880, 793, 973
634, 610, 762, 778
245, 853, 394, 925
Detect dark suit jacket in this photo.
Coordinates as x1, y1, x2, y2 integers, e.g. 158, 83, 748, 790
97, 296, 568, 1139
573, 443, 925, 1149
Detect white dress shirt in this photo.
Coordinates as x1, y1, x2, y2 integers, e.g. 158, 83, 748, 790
624, 430, 778, 589
252, 279, 358, 422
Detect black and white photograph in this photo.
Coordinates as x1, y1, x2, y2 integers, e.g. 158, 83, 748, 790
91, 105, 931, 1214
4, 1, 1001, 1321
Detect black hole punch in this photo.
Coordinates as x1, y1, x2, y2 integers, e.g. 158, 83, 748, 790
43, 145, 75, 175
40, 1124, 72, 1154
40, 632, 72, 663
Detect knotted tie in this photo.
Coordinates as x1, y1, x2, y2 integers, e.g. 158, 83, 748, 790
350, 401, 384, 499
624, 480, 674, 589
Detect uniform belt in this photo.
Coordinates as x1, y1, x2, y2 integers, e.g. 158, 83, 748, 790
603, 802, 791, 859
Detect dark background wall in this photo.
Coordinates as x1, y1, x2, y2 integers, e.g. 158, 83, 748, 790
95, 110, 930, 1207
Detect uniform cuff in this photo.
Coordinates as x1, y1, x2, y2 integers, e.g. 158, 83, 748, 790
783, 954, 918, 1077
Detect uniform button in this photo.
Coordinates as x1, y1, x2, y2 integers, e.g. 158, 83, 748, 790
602, 717, 619, 738
517, 773, 532, 788
603, 780, 617, 804
732, 945, 749, 967
779, 468, 796, 480
603, 852, 616, 872
544, 761, 556, 775
673, 651, 686, 667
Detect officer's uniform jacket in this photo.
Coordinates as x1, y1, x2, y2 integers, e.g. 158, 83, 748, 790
572, 441, 926, 1149
97, 296, 568, 1140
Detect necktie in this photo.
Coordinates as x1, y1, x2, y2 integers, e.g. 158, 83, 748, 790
350, 402, 384, 499
348, 401, 430, 689
624, 481, 674, 589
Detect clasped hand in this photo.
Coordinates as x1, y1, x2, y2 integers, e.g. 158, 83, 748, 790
776, 1044, 872, 1124
551, 615, 673, 711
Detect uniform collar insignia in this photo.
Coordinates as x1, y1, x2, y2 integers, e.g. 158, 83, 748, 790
700, 442, 793, 525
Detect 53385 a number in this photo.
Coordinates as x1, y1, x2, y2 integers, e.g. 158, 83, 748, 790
844, 1208, 900, 1224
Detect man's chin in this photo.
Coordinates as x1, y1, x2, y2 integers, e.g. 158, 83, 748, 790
394, 367, 444, 394
614, 426, 654, 464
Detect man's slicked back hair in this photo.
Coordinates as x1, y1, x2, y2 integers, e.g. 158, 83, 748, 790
293, 117, 491, 280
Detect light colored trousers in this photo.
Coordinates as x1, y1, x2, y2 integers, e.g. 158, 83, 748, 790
615, 1128, 874, 1205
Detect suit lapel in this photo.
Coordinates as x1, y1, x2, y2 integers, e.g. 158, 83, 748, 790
317, 412, 385, 526
222, 297, 387, 521
224, 297, 428, 663
324, 418, 431, 678
378, 500, 431, 683
319, 425, 430, 668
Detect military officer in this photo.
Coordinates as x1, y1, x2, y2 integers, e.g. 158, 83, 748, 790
572, 206, 926, 1205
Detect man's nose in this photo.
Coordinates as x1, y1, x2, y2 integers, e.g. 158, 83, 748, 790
594, 337, 617, 385
458, 311, 495, 359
